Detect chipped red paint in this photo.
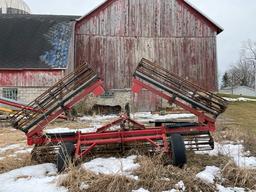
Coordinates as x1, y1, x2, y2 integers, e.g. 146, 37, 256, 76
0, 69, 64, 87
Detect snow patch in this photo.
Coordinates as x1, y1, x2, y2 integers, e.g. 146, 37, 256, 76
196, 166, 220, 184
196, 142, 256, 168
79, 182, 89, 190
162, 190, 176, 192
79, 115, 118, 122
162, 180, 186, 192
132, 112, 195, 122
45, 127, 121, 134
217, 184, 245, 192
45, 127, 97, 134
0, 144, 22, 154
175, 181, 186, 191
15, 148, 33, 154
46, 128, 75, 134
82, 155, 139, 180
223, 97, 256, 102
132, 188, 150, 192
0, 163, 67, 192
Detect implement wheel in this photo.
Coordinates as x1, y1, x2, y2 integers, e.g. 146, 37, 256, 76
57, 142, 75, 172
169, 134, 187, 168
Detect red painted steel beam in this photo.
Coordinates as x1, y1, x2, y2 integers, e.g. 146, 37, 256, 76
79, 135, 164, 145
27, 124, 213, 146
27, 80, 104, 138
96, 116, 125, 133
0, 98, 67, 120
0, 98, 35, 111
96, 114, 145, 133
78, 143, 97, 158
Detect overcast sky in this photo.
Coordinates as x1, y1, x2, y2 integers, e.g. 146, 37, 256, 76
25, 0, 256, 76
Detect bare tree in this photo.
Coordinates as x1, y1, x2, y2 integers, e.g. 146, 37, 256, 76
241, 39, 256, 89
223, 39, 256, 90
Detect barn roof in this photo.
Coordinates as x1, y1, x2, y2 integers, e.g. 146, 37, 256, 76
76, 0, 223, 34
0, 14, 78, 69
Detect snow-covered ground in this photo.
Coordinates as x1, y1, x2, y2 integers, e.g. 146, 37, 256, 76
0, 152, 254, 192
162, 181, 186, 192
0, 164, 67, 192
196, 166, 220, 184
196, 166, 246, 192
79, 114, 118, 122
0, 144, 21, 153
132, 188, 150, 192
217, 185, 245, 192
1, 112, 255, 192
133, 181, 186, 192
194, 141, 256, 191
82, 155, 140, 180
223, 97, 256, 102
131, 112, 195, 123
46, 112, 195, 134
79, 113, 195, 123
0, 143, 33, 160
196, 141, 256, 169
46, 127, 98, 134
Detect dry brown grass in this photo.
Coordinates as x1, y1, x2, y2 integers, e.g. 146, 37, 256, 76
0, 154, 35, 173
221, 161, 256, 190
0, 123, 35, 173
60, 154, 219, 192
0, 125, 25, 146
61, 164, 136, 192
186, 152, 230, 171
48, 120, 91, 129
134, 154, 216, 192
216, 102, 256, 155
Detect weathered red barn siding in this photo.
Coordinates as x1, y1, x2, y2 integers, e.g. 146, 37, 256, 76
75, 0, 220, 111
0, 69, 65, 87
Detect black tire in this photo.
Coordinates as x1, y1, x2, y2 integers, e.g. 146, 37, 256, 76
169, 134, 187, 168
57, 142, 75, 172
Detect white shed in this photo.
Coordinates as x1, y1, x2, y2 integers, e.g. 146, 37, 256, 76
220, 86, 256, 97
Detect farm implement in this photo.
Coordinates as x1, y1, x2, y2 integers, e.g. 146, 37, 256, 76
0, 97, 33, 119
10, 59, 228, 172
0, 95, 67, 120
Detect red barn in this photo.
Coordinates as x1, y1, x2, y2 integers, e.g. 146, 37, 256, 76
74, 0, 223, 112
0, 14, 77, 103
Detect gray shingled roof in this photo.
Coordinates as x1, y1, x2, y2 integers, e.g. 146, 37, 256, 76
0, 14, 78, 69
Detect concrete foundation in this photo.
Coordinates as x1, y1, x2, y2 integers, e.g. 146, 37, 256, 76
0, 87, 48, 103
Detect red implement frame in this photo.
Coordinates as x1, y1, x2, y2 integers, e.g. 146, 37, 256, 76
26, 80, 216, 159
0, 97, 67, 120
27, 80, 104, 143
132, 78, 216, 128
27, 113, 213, 158
23, 59, 223, 160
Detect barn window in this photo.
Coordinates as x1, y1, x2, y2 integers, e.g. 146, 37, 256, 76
3, 88, 18, 100
101, 90, 115, 98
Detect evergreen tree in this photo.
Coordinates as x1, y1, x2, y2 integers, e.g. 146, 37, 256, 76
221, 72, 230, 88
